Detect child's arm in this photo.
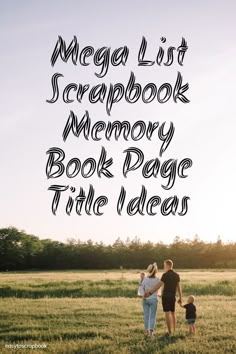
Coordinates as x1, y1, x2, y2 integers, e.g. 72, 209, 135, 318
177, 299, 185, 308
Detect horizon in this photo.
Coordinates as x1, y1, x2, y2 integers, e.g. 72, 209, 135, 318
1, 225, 233, 246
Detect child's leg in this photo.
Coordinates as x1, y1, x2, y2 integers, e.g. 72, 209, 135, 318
189, 323, 195, 333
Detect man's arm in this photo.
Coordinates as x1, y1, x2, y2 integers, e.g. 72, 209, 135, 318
176, 281, 182, 303
144, 280, 163, 298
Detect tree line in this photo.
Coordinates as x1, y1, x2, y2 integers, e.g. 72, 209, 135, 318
0, 227, 235, 271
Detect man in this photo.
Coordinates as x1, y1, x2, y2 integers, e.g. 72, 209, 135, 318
144, 259, 182, 335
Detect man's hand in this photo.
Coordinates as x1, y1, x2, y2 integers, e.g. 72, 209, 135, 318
177, 298, 182, 305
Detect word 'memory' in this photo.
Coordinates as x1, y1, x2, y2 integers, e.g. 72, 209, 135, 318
50, 36, 188, 78
45, 147, 192, 190
46, 71, 190, 115
48, 184, 190, 216
63, 110, 175, 157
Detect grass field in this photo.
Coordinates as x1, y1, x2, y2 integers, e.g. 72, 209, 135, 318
0, 270, 236, 353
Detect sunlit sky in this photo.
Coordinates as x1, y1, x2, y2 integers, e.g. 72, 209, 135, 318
0, 0, 236, 243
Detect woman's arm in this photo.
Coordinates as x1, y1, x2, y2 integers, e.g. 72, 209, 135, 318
144, 280, 163, 297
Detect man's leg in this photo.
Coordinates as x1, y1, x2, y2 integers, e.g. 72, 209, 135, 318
170, 311, 176, 332
165, 312, 172, 334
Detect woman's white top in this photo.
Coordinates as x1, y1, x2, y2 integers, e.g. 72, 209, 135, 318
140, 276, 160, 298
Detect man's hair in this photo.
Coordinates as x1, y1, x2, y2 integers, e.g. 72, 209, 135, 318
164, 259, 173, 268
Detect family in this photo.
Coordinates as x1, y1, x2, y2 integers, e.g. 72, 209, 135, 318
138, 259, 197, 336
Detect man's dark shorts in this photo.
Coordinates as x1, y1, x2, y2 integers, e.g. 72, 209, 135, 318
162, 295, 176, 312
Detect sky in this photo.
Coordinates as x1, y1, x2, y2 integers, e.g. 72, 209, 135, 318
0, 0, 236, 244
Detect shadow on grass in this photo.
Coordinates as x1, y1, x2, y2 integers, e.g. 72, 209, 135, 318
127, 333, 184, 354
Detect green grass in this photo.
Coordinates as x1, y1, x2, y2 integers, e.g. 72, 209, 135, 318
1, 270, 236, 298
0, 270, 236, 353
0, 279, 236, 298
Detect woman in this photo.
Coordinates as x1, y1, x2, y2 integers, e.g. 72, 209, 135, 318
141, 262, 160, 336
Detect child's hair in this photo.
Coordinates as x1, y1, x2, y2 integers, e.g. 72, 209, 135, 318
188, 295, 195, 303
164, 259, 173, 269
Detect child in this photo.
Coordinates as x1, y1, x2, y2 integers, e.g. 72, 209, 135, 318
137, 272, 145, 296
179, 295, 197, 334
